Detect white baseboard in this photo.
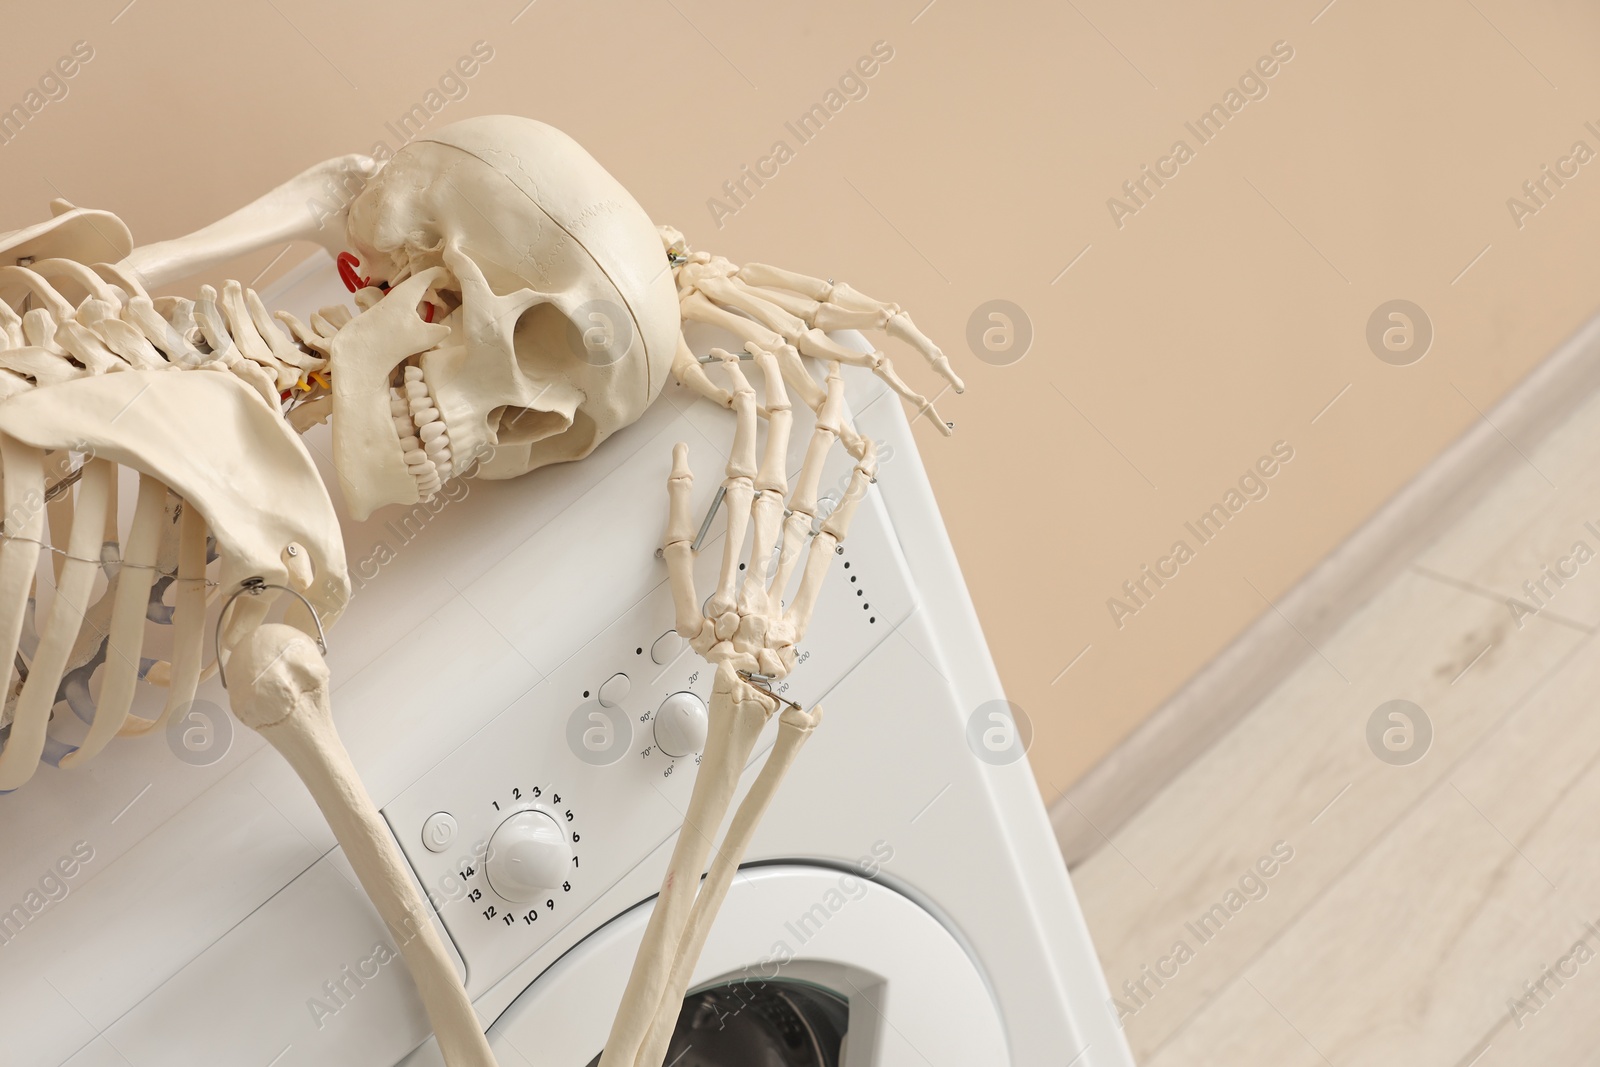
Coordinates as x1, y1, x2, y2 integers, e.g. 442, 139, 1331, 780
1054, 308, 1600, 868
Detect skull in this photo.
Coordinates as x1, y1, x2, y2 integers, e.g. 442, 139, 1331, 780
330, 116, 680, 520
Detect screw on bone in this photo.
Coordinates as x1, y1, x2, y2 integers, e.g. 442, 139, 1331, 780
735, 668, 800, 712
690, 484, 725, 553
695, 350, 754, 364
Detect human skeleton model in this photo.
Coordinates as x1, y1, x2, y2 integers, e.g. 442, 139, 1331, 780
0, 116, 959, 1067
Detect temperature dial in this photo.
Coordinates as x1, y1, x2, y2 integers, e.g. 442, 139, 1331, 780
485, 810, 572, 902
654, 691, 709, 757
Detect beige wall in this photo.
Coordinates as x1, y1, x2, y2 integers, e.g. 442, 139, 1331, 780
5, 0, 1598, 797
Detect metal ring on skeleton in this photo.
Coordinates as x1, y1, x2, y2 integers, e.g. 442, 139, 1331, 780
213, 577, 329, 690
736, 669, 802, 713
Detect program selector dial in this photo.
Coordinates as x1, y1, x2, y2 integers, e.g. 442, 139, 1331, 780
653, 691, 709, 757
485, 810, 573, 902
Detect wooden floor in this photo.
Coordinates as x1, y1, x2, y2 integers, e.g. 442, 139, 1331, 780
1071, 378, 1600, 1065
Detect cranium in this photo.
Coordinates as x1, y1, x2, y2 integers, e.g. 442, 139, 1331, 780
332, 115, 681, 519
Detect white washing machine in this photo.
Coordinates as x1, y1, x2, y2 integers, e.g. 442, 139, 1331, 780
0, 253, 1133, 1067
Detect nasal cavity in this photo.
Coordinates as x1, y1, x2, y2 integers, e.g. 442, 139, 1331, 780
493, 405, 571, 446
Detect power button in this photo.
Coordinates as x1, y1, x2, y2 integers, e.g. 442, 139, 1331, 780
422, 812, 458, 853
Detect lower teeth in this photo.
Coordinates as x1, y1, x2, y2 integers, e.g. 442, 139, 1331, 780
393, 365, 453, 499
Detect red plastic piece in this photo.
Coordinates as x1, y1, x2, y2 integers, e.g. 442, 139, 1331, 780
339, 251, 429, 319
336, 251, 369, 293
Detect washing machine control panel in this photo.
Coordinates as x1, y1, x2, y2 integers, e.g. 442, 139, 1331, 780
419, 785, 586, 941
383, 479, 915, 995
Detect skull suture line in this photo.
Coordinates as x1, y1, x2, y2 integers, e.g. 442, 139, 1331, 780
331, 117, 681, 519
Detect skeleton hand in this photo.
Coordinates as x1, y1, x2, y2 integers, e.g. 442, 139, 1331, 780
668, 349, 875, 672
662, 225, 962, 438
601, 351, 872, 1067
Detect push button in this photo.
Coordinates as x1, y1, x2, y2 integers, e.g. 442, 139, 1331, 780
651, 631, 686, 664
598, 672, 631, 707
421, 812, 457, 853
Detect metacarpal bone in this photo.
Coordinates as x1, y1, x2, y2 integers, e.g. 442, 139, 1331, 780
663, 443, 703, 642
616, 221, 953, 1054
707, 352, 757, 619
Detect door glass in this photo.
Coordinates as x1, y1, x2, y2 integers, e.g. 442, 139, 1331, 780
586, 979, 850, 1066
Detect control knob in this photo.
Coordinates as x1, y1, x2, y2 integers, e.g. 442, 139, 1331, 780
485, 810, 572, 902
654, 691, 709, 757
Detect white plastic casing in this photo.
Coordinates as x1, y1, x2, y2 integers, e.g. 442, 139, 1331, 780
0, 258, 1133, 1067
382, 446, 914, 994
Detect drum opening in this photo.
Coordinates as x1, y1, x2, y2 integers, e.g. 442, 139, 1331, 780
587, 977, 850, 1066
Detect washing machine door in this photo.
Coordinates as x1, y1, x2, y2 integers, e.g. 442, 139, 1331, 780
485, 865, 1008, 1066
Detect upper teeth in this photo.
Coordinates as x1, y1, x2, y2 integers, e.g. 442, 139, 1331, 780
390, 365, 453, 500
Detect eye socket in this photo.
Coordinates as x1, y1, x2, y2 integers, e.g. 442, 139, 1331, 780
509, 299, 634, 373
